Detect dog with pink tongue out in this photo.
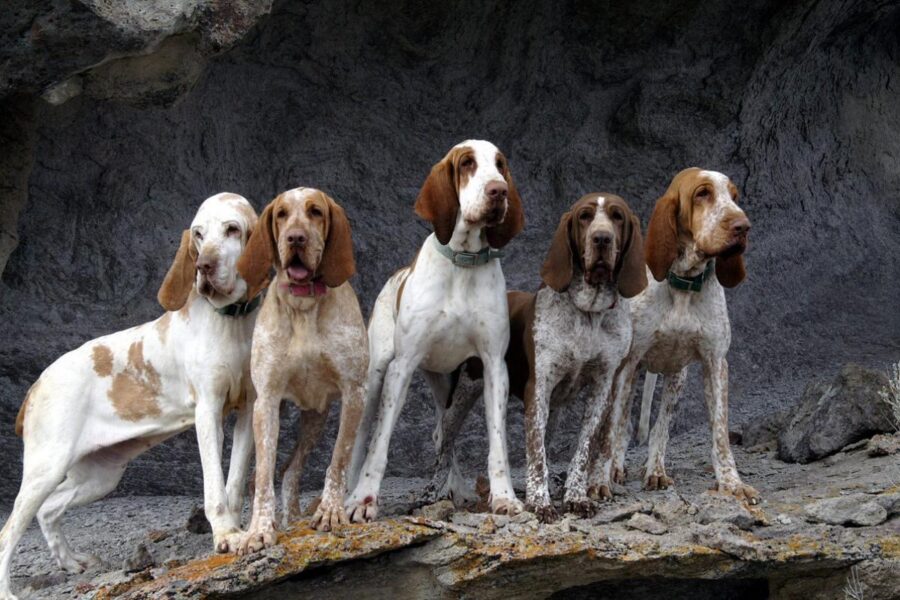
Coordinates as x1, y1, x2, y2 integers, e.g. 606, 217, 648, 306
235, 186, 368, 553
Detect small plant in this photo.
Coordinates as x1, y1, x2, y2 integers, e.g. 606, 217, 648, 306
877, 361, 900, 431
844, 565, 864, 600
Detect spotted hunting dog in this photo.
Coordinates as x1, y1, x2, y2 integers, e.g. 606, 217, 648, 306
0, 193, 260, 600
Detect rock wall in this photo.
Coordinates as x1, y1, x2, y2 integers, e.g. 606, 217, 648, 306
1, 0, 898, 502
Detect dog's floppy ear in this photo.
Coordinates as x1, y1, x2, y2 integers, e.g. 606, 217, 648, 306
540, 211, 575, 292
645, 190, 679, 282
319, 193, 356, 288
715, 253, 746, 288
158, 229, 198, 311
616, 210, 648, 298
415, 156, 459, 245
238, 201, 277, 299
486, 173, 525, 249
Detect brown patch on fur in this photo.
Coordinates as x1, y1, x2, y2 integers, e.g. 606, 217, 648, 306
485, 151, 525, 249
415, 146, 467, 245
155, 312, 172, 345
107, 340, 162, 422
540, 211, 575, 291
92, 344, 114, 377
318, 192, 356, 288
395, 250, 420, 312
645, 190, 680, 282
158, 229, 198, 311
15, 379, 42, 437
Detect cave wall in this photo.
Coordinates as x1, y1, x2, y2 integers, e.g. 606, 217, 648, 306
1, 0, 898, 502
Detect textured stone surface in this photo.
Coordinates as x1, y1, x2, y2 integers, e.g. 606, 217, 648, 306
778, 365, 895, 463
1, 0, 899, 504
804, 494, 889, 527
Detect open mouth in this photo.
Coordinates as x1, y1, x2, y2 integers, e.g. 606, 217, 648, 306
286, 254, 311, 283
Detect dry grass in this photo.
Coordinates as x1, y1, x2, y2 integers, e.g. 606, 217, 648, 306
878, 361, 900, 431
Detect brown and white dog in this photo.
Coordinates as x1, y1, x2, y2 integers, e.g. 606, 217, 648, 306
235, 187, 367, 554
591, 168, 758, 504
434, 193, 646, 521
347, 140, 525, 520
0, 193, 259, 600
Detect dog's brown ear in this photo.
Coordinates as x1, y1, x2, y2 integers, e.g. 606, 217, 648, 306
319, 194, 356, 288
616, 211, 648, 298
486, 175, 525, 249
238, 202, 277, 299
158, 229, 198, 311
715, 253, 746, 288
645, 191, 679, 282
540, 211, 575, 292
415, 157, 459, 245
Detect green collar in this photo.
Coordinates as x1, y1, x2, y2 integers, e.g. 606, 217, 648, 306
431, 235, 503, 267
215, 294, 262, 317
667, 260, 715, 292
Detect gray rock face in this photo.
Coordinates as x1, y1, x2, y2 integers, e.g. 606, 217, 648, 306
804, 494, 889, 527
777, 365, 895, 463
1, 0, 899, 503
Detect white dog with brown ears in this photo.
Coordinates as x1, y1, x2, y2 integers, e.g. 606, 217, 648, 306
347, 140, 525, 520
0, 193, 260, 600
234, 187, 367, 554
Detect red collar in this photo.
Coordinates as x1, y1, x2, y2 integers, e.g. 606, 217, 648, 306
283, 280, 328, 297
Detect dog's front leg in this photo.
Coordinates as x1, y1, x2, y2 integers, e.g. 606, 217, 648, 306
588, 358, 637, 501
237, 394, 281, 554
194, 396, 240, 553
563, 370, 614, 518
524, 376, 556, 522
481, 352, 523, 516
643, 369, 686, 490
225, 390, 254, 517
702, 356, 759, 504
314, 383, 364, 531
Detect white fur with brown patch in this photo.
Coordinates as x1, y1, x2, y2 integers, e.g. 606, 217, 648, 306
0, 194, 259, 600
346, 140, 525, 520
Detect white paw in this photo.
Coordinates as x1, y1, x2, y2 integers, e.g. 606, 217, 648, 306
58, 551, 100, 573
213, 529, 244, 554
346, 493, 378, 523
491, 495, 524, 516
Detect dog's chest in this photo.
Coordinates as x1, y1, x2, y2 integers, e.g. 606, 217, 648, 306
533, 290, 627, 382
282, 344, 340, 412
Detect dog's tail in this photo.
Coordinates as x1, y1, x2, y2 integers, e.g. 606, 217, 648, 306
637, 371, 658, 445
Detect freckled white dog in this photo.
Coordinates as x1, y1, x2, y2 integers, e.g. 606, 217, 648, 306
0, 193, 260, 600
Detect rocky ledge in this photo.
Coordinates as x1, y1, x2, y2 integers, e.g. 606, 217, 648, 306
11, 428, 891, 600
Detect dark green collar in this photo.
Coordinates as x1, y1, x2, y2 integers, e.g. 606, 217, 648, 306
215, 294, 262, 317
431, 234, 503, 267
667, 260, 715, 292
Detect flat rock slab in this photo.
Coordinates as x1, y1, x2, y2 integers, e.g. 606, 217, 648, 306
97, 518, 441, 599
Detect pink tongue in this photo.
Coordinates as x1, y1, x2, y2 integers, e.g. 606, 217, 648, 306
287, 264, 309, 281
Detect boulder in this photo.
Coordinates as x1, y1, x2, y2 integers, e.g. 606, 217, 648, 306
804, 494, 888, 527
778, 365, 894, 463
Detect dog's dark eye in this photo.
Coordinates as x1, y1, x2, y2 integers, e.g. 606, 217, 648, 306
696, 188, 711, 200
579, 211, 593, 222
461, 157, 475, 169
496, 160, 504, 171
309, 206, 323, 218
276, 209, 287, 219
226, 224, 240, 236
611, 210, 624, 221
193, 230, 203, 241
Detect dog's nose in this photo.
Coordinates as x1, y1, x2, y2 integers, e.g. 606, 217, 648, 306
286, 230, 307, 247
730, 217, 751, 236
197, 257, 216, 275
592, 231, 613, 247
486, 181, 508, 203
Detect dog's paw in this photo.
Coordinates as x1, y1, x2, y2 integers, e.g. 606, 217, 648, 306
347, 494, 378, 523
644, 470, 675, 491
491, 495, 524, 516
236, 527, 277, 556
712, 482, 761, 505
312, 498, 350, 532
612, 466, 627, 485
527, 502, 558, 523
587, 483, 613, 502
563, 496, 597, 518
58, 551, 101, 574
214, 529, 244, 554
